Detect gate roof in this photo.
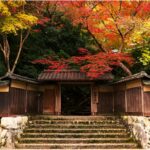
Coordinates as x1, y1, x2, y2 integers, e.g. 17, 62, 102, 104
38, 70, 114, 81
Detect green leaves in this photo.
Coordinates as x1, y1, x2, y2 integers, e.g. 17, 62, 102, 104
140, 48, 150, 66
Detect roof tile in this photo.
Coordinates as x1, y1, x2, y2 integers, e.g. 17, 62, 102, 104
38, 70, 114, 81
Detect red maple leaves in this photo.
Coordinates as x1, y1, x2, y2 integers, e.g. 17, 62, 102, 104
33, 1, 150, 77
77, 48, 89, 55
34, 52, 134, 78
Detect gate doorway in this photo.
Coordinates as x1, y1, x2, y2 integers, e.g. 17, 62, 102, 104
61, 84, 91, 115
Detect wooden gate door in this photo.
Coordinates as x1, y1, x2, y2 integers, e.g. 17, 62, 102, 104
43, 89, 55, 114
98, 92, 113, 114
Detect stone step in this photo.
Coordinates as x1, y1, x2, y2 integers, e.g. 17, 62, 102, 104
29, 120, 121, 124
18, 137, 134, 143
29, 115, 118, 120
28, 124, 125, 128
15, 142, 138, 149
16, 115, 140, 149
21, 132, 129, 138
24, 128, 127, 133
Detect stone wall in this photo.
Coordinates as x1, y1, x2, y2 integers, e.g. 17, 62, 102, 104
0, 116, 28, 148
122, 116, 150, 149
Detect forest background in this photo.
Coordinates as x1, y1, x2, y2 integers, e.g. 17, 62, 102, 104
0, 1, 150, 79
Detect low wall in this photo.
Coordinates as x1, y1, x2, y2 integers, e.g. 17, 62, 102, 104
122, 115, 150, 149
0, 116, 28, 148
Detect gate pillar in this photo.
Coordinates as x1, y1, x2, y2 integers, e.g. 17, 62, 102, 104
91, 84, 98, 115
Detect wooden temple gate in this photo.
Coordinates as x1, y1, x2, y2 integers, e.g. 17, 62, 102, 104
38, 70, 115, 115
0, 71, 150, 116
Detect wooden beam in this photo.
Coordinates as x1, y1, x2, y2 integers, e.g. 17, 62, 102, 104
126, 79, 142, 89
0, 86, 9, 92
11, 80, 26, 90
39, 85, 55, 92
11, 80, 41, 92
114, 83, 126, 91
60, 82, 94, 85
143, 85, 150, 92
98, 86, 113, 92
27, 84, 38, 91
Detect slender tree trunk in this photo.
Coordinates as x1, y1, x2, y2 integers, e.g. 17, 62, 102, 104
11, 30, 30, 74
0, 30, 30, 79
3, 35, 10, 73
0, 35, 11, 79
86, 27, 106, 52
119, 62, 132, 76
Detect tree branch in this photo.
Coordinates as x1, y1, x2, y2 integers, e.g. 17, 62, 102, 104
132, 1, 143, 17
119, 1, 122, 12
1, 35, 11, 73
11, 29, 30, 74
0, 43, 4, 52
119, 62, 132, 75
5, 36, 10, 72
124, 24, 135, 38
101, 20, 118, 34
87, 27, 106, 52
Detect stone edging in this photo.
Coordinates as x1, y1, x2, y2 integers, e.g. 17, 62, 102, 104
0, 116, 28, 148
121, 115, 150, 149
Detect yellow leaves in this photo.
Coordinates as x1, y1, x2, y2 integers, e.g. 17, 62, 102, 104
1, 17, 24, 34
81, 29, 87, 33
127, 19, 150, 46
0, 1, 37, 35
16, 13, 38, 27
0, 13, 37, 34
0, 1, 11, 16
6, 0, 26, 8
93, 5, 100, 12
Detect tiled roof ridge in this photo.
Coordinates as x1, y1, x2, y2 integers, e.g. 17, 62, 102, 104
44, 69, 82, 73
38, 70, 114, 81
1, 73, 38, 84
114, 71, 150, 84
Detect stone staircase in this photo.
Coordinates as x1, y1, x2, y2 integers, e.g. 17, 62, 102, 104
15, 115, 140, 149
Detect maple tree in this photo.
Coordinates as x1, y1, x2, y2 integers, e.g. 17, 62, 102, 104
34, 52, 133, 78
34, 1, 150, 78
0, 0, 37, 78
9, 2, 90, 78
59, 1, 150, 51
129, 37, 150, 74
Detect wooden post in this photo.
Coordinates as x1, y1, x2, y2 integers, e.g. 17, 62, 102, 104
55, 83, 61, 115
141, 80, 144, 116
125, 83, 127, 113
112, 88, 114, 113
91, 84, 98, 115
8, 84, 10, 116
25, 83, 28, 114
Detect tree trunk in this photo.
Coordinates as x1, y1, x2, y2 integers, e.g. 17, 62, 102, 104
1, 35, 11, 74
0, 30, 30, 79
11, 30, 30, 74
119, 62, 132, 76
86, 28, 106, 52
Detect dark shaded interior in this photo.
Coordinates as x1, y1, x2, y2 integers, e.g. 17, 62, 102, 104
61, 84, 91, 115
